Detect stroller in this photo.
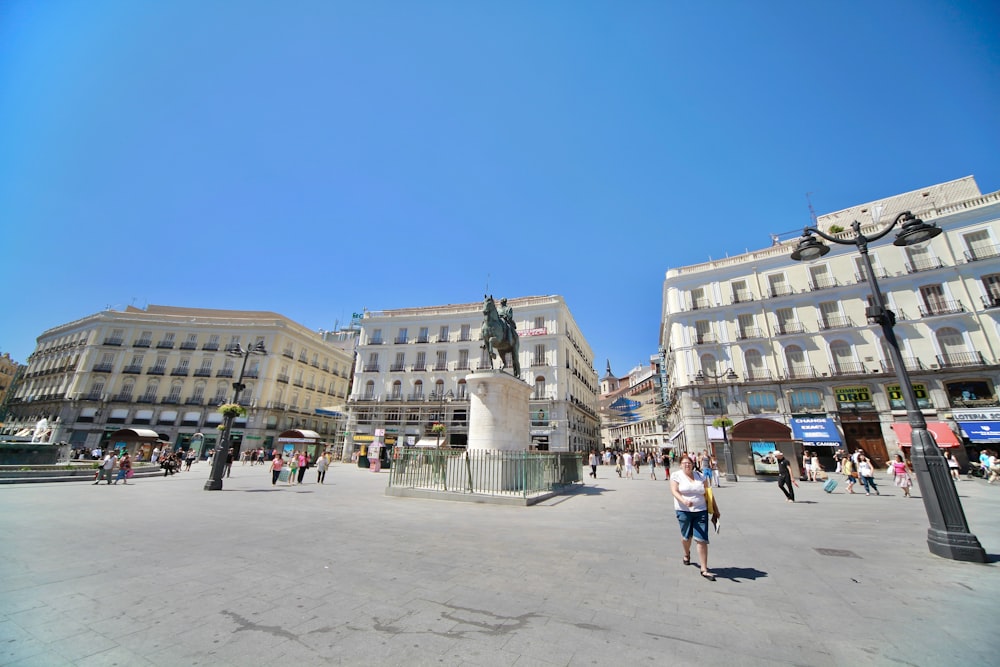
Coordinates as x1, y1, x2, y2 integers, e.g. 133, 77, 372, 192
967, 462, 987, 480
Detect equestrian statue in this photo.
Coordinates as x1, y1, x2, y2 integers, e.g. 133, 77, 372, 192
481, 295, 520, 378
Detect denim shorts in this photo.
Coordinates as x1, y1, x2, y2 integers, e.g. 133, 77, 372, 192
676, 510, 709, 543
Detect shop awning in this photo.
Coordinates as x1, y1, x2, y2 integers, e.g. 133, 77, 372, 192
891, 422, 960, 448
790, 417, 842, 444
956, 421, 1000, 443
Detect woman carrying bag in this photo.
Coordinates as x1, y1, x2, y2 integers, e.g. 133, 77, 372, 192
670, 457, 720, 581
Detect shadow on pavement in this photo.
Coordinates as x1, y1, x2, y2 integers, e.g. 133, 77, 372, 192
713, 566, 768, 582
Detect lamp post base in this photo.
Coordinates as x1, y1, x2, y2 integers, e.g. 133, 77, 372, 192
927, 528, 987, 563
204, 478, 223, 491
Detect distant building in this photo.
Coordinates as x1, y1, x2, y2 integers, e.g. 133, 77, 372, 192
0, 353, 24, 422
599, 356, 668, 452
346, 295, 599, 454
660, 176, 1000, 478
4, 305, 353, 456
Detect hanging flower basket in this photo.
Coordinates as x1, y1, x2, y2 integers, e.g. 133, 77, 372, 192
712, 417, 734, 429
431, 422, 446, 434
218, 403, 246, 419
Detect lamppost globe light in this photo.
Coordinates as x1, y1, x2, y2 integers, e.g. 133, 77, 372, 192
789, 210, 984, 562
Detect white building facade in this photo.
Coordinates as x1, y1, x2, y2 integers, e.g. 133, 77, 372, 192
660, 176, 1000, 478
5, 305, 354, 457
346, 295, 599, 454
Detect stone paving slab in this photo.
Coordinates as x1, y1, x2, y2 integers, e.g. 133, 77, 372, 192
0, 462, 997, 666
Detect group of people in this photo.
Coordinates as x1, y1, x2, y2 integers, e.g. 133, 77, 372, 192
977, 449, 1000, 483
92, 450, 132, 485
240, 448, 269, 465
269, 450, 331, 486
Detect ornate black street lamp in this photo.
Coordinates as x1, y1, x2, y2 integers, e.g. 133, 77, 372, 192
205, 341, 267, 491
696, 368, 739, 483
430, 389, 454, 448
791, 210, 985, 562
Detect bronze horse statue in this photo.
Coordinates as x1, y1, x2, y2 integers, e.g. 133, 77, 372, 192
481, 295, 520, 378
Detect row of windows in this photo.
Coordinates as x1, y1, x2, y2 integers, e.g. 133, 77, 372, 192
363, 345, 549, 372
360, 376, 551, 401
367, 319, 548, 345
698, 326, 980, 378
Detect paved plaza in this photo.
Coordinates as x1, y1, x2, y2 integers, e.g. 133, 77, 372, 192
1, 461, 997, 666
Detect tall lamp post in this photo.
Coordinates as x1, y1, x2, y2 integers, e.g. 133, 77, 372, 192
431, 389, 454, 447
791, 210, 985, 562
695, 368, 739, 483
205, 341, 267, 491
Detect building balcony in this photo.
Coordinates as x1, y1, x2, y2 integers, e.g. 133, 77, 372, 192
185, 397, 205, 405
918, 301, 965, 317
92, 364, 114, 373
737, 327, 765, 340
282, 350, 294, 358
905, 257, 944, 273
112, 393, 133, 402
133, 340, 151, 348
690, 298, 714, 310
292, 380, 304, 387
881, 357, 924, 373
122, 365, 143, 374
830, 362, 867, 376
390, 364, 406, 372
180, 342, 198, 350
103, 338, 124, 346
731, 290, 754, 304
363, 365, 380, 372
981, 294, 1000, 309
407, 393, 425, 401
243, 369, 259, 379
785, 364, 817, 379
193, 369, 212, 377
937, 351, 987, 368
433, 364, 448, 371
161, 397, 181, 405
854, 267, 889, 283
394, 337, 408, 344
769, 285, 795, 298
774, 322, 806, 336
695, 333, 716, 345
217, 369, 234, 378
456, 362, 471, 370
965, 244, 1000, 262
819, 315, 854, 330
202, 343, 220, 351
809, 277, 840, 291
368, 339, 384, 346
298, 354, 308, 363
84, 392, 104, 401
171, 368, 190, 376
306, 383, 315, 390
744, 368, 772, 381
276, 374, 289, 383
136, 396, 156, 404
156, 341, 175, 349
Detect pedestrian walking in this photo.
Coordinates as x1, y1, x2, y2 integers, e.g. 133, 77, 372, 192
775, 451, 798, 502
670, 457, 719, 581
662, 451, 670, 480
288, 452, 299, 485
588, 451, 598, 479
842, 456, 858, 494
624, 451, 636, 479
803, 451, 815, 482
857, 455, 879, 495
891, 454, 913, 497
94, 452, 116, 485
709, 456, 721, 487
113, 452, 131, 484
615, 452, 623, 477
184, 449, 196, 471
945, 451, 960, 481
297, 451, 308, 484
315, 452, 329, 484
270, 454, 284, 485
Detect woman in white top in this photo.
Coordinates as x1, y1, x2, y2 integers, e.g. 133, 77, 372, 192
670, 457, 720, 581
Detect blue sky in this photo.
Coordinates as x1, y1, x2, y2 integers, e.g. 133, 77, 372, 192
2, 1, 998, 375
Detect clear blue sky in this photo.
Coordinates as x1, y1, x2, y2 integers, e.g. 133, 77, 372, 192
2, 1, 999, 375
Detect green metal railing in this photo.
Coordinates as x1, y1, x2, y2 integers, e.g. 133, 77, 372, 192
388, 448, 583, 498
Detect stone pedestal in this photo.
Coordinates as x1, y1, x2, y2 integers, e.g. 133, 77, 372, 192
467, 371, 531, 451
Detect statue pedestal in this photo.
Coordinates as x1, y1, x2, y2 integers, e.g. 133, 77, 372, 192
467, 371, 531, 451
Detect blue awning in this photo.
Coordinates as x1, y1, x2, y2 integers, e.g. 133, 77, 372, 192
790, 417, 841, 444
957, 421, 1000, 443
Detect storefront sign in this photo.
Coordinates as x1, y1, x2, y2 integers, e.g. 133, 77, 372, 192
834, 386, 873, 409
790, 418, 841, 444
952, 408, 1000, 422
886, 383, 931, 410
520, 327, 547, 337
956, 421, 1000, 443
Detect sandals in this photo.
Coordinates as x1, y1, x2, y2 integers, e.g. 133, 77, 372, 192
682, 555, 691, 565
700, 571, 716, 581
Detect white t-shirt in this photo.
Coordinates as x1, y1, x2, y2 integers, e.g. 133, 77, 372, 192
670, 470, 707, 512
623, 452, 634, 468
